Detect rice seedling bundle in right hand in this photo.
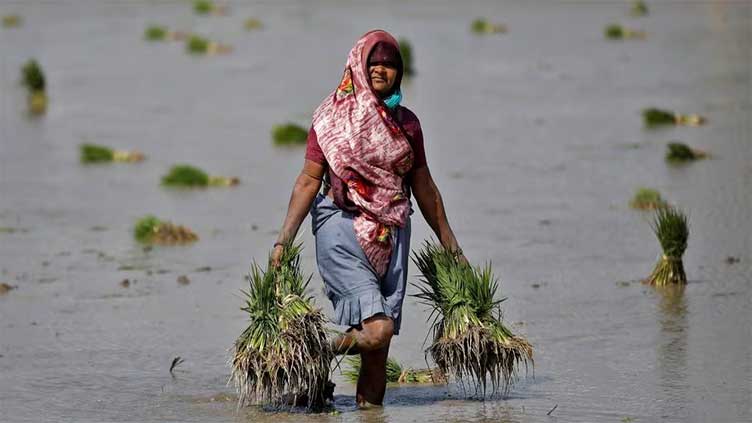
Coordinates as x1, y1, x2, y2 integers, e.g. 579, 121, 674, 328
412, 242, 533, 397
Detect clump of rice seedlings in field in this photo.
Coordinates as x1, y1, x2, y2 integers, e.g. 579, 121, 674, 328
630, 187, 667, 210
134, 215, 198, 245
193, 0, 227, 16
161, 164, 239, 187
244, 18, 262, 30
144, 25, 168, 41
2, 14, 21, 28
398, 37, 415, 77
21, 60, 47, 115
642, 108, 706, 127
665, 142, 707, 163
186, 35, 231, 55
80, 143, 145, 163
605, 24, 646, 40
630, 1, 649, 17
471, 18, 507, 35
412, 242, 533, 396
343, 355, 446, 385
230, 242, 334, 410
646, 207, 688, 285
272, 123, 308, 146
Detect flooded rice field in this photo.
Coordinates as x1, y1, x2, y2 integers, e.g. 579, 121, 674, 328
1, 0, 750, 422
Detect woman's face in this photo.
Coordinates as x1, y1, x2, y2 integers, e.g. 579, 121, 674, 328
369, 62, 398, 97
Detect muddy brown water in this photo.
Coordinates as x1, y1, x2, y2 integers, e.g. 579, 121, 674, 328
1, 1, 750, 422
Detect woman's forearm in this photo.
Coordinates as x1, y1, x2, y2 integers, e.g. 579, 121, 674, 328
275, 173, 322, 245
412, 169, 460, 251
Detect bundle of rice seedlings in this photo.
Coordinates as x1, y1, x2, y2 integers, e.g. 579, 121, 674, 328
605, 24, 646, 40
21, 60, 47, 115
642, 108, 706, 127
398, 37, 415, 77
343, 356, 446, 385
244, 18, 263, 31
144, 25, 168, 41
230, 243, 334, 410
2, 14, 21, 28
665, 142, 707, 163
134, 215, 198, 245
272, 123, 308, 146
161, 165, 239, 187
630, 1, 649, 17
193, 0, 227, 16
412, 242, 533, 396
80, 143, 145, 163
630, 187, 667, 210
186, 35, 231, 55
471, 18, 507, 35
646, 207, 688, 285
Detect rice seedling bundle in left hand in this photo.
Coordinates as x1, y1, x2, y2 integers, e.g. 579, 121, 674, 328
161, 164, 239, 187
134, 215, 198, 245
412, 242, 533, 396
80, 143, 145, 163
646, 206, 688, 285
21, 60, 47, 115
230, 243, 334, 410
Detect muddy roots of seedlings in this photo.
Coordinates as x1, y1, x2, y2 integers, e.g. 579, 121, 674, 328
647, 207, 688, 286
412, 242, 533, 397
230, 243, 334, 410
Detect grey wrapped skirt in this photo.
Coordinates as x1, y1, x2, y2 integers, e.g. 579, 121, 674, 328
310, 194, 411, 335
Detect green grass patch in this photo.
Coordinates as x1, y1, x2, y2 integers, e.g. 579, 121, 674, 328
471, 18, 506, 34
21, 60, 45, 93
272, 123, 308, 146
193, 0, 212, 14
187, 35, 209, 54
666, 142, 706, 163
398, 38, 414, 77
145, 25, 167, 41
80, 144, 114, 163
630, 187, 667, 210
630, 1, 649, 17
643, 108, 676, 127
162, 165, 209, 187
2, 14, 21, 28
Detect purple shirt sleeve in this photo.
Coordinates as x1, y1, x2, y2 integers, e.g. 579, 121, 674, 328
304, 126, 327, 165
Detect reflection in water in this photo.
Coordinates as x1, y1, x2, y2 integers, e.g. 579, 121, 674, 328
655, 285, 689, 419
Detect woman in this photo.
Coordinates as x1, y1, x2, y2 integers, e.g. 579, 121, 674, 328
271, 29, 465, 407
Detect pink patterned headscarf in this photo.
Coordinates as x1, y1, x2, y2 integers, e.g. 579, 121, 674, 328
312, 30, 414, 277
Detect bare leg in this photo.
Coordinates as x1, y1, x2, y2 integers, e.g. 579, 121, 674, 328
356, 344, 390, 407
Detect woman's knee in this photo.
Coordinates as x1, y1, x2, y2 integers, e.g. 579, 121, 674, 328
358, 315, 394, 351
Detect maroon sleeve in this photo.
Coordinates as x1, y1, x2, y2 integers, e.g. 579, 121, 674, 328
304, 126, 326, 165
409, 125, 427, 170
397, 107, 427, 170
